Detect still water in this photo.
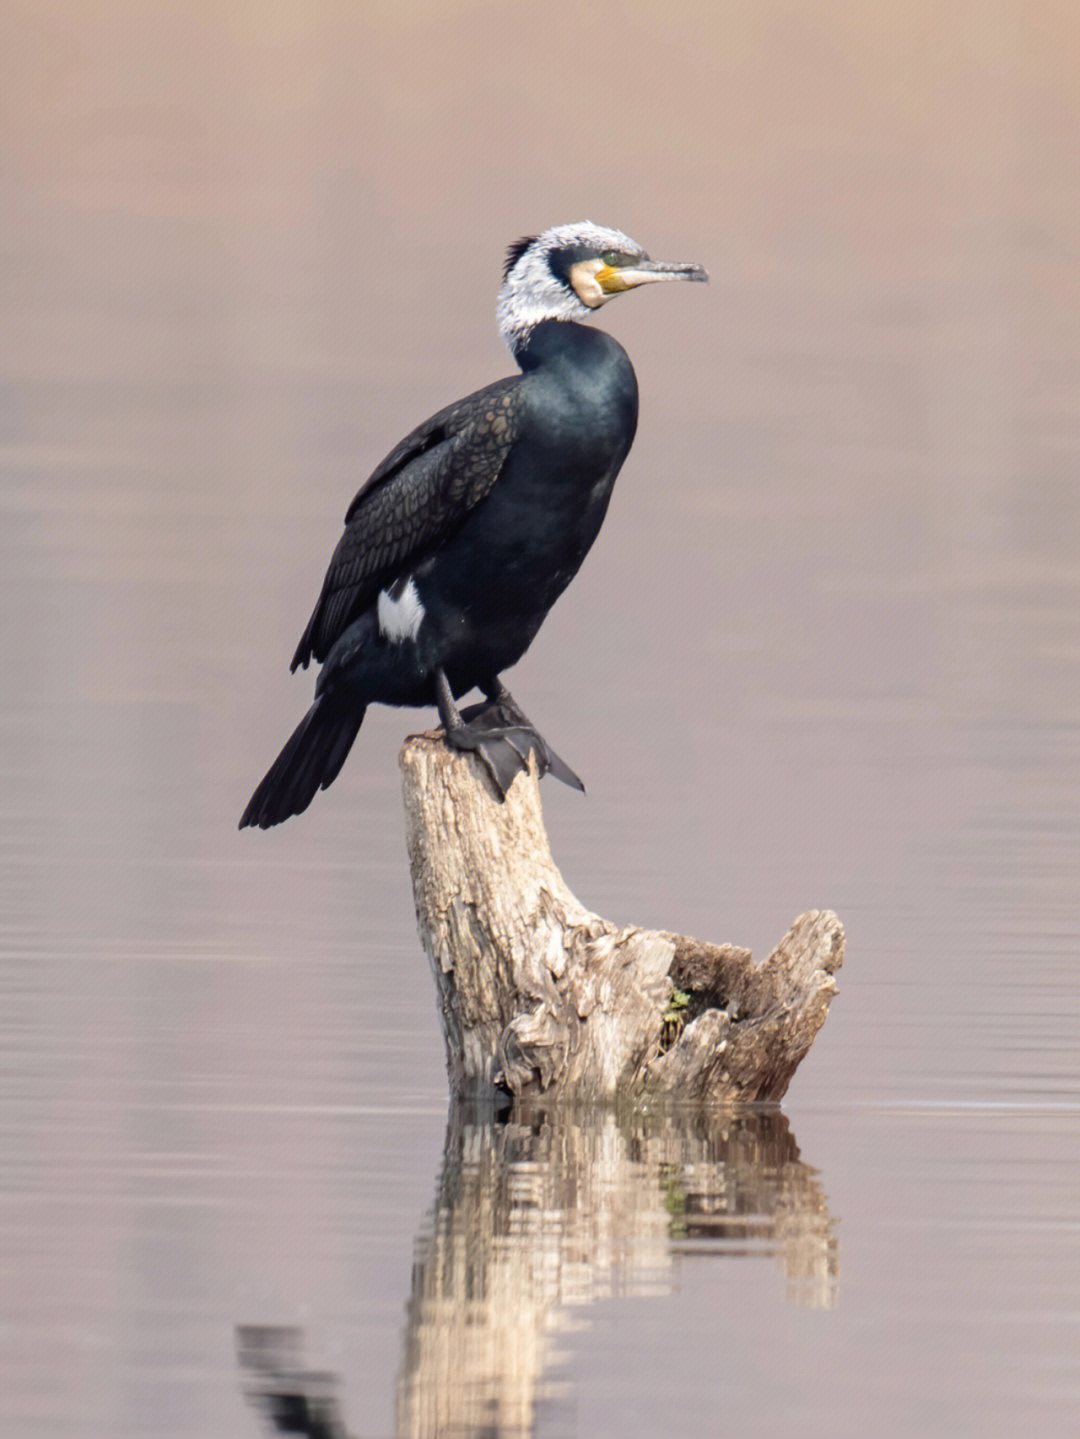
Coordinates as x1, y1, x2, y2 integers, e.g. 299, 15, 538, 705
4, 5, 1080, 1436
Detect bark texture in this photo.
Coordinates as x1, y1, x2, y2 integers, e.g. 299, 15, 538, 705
401, 733, 843, 1103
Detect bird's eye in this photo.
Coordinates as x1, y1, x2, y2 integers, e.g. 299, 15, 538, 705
600, 250, 622, 268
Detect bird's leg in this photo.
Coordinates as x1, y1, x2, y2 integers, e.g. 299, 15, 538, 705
433, 666, 466, 732
479, 676, 527, 722
433, 669, 584, 798
434, 668, 530, 798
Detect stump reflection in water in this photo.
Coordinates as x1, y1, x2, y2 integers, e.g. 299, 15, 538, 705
238, 1104, 837, 1438
397, 1103, 837, 1437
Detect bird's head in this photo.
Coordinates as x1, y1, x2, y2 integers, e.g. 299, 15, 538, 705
496, 221, 708, 355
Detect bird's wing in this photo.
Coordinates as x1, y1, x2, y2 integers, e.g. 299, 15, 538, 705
291, 376, 522, 670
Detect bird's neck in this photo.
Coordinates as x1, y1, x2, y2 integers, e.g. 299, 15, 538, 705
511, 318, 611, 374
496, 274, 593, 355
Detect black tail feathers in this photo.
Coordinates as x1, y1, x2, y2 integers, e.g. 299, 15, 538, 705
239, 696, 364, 830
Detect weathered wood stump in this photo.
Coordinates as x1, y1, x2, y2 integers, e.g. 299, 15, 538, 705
401, 733, 843, 1103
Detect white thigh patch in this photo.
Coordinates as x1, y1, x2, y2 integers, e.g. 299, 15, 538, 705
377, 577, 425, 643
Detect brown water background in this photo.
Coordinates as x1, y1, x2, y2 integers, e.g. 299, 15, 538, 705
3, 5, 1079, 1436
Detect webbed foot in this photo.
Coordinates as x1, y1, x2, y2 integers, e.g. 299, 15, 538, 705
433, 668, 585, 800
448, 701, 584, 798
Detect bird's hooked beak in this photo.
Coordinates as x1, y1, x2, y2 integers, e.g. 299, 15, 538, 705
568, 254, 709, 309
596, 258, 709, 295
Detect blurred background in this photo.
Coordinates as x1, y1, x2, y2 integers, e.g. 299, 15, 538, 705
3, 4, 1078, 1436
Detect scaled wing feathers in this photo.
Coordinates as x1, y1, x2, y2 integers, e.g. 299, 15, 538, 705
291, 378, 521, 670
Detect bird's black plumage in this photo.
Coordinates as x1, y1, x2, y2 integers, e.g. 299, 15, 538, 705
241, 223, 707, 828
291, 378, 522, 671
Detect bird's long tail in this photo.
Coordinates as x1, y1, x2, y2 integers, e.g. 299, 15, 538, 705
239, 695, 364, 830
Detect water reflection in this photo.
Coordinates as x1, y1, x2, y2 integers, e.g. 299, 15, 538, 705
238, 1326, 347, 1438
239, 1103, 836, 1438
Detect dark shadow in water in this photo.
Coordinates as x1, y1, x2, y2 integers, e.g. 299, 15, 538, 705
238, 1102, 837, 1439
236, 1326, 346, 1438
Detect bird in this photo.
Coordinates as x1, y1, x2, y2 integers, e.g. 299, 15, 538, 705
239, 221, 708, 829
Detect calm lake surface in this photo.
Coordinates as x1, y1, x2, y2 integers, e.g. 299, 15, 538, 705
4, 6, 1079, 1436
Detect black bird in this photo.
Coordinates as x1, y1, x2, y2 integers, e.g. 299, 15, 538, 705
240, 222, 707, 828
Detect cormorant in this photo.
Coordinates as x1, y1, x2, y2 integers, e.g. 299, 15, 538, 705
240, 222, 707, 828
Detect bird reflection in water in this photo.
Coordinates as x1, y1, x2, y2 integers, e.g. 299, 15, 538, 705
238, 1104, 837, 1439
236, 1325, 346, 1438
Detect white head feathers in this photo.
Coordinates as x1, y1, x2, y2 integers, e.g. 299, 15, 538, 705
495, 222, 645, 354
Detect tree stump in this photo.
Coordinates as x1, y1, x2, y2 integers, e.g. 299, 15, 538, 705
400, 733, 843, 1103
